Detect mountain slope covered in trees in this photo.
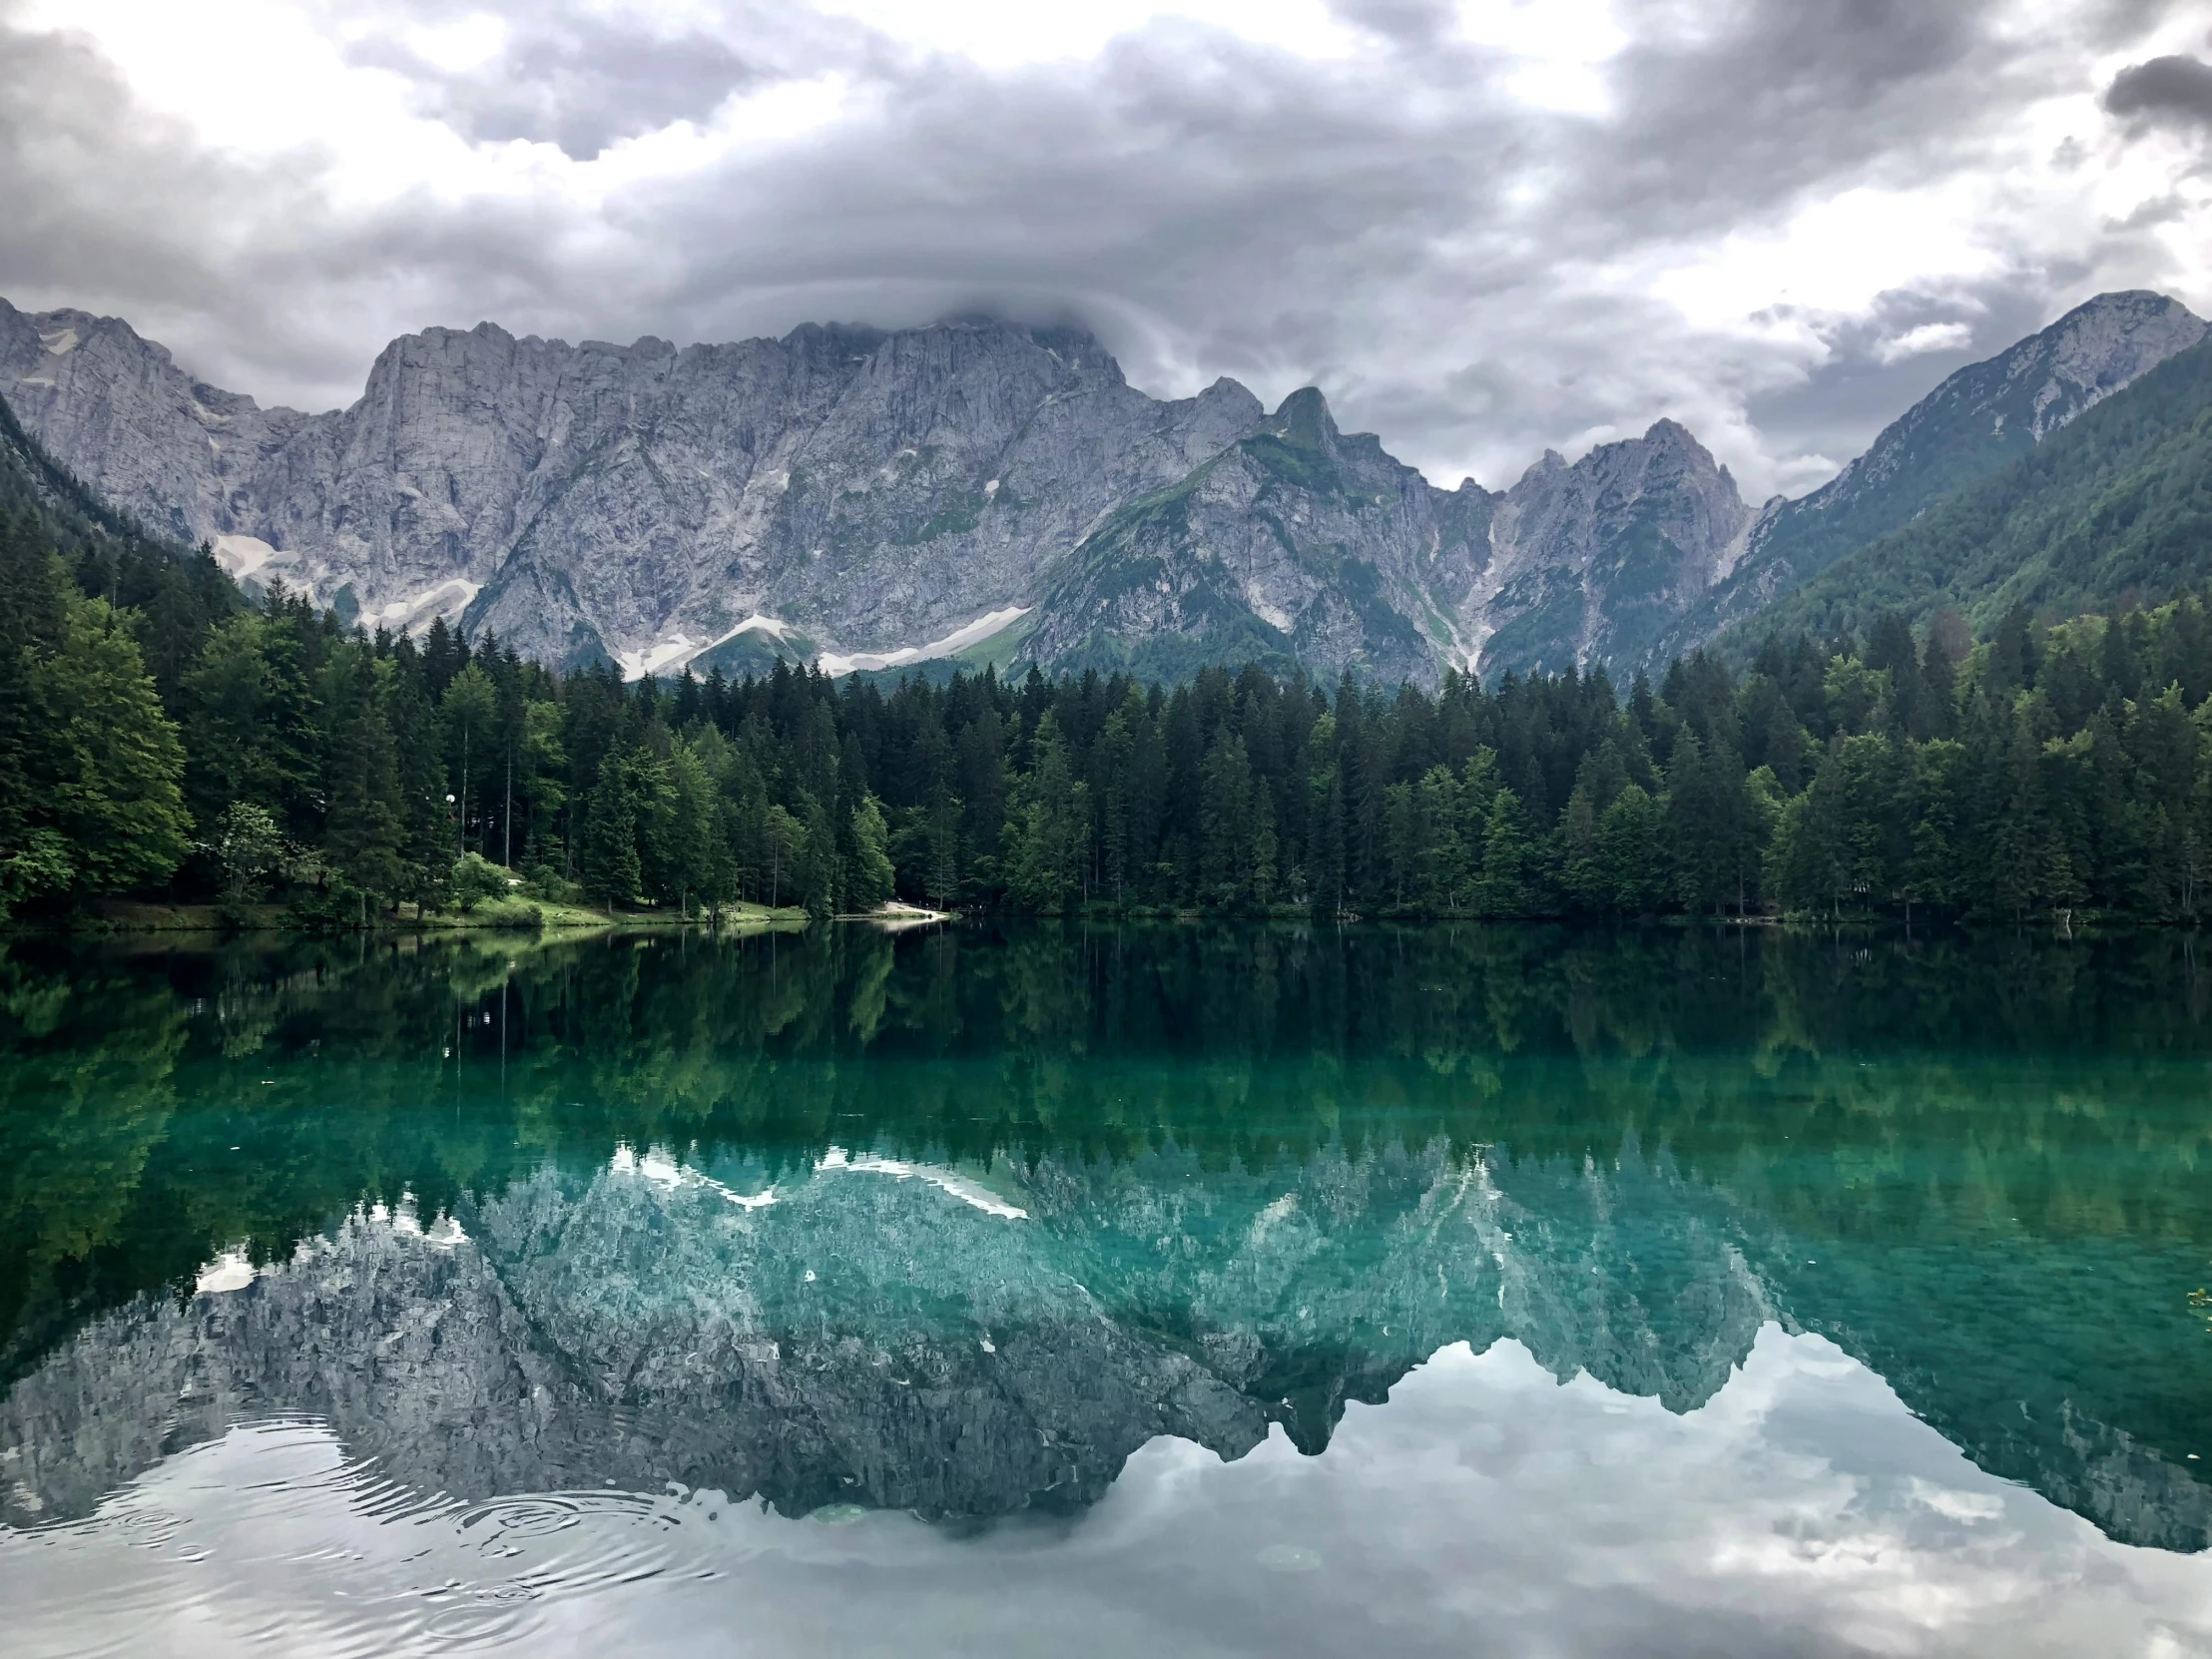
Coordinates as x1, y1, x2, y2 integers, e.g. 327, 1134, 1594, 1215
1639, 290, 2208, 672
0, 396, 235, 918
1724, 338, 2212, 653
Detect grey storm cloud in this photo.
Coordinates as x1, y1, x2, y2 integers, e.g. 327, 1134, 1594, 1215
2105, 54, 2212, 127
320, 0, 884, 160
0, 0, 2204, 500
342, 28, 763, 161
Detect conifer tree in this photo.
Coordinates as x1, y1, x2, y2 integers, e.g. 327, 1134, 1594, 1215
32, 598, 191, 893
848, 793, 896, 911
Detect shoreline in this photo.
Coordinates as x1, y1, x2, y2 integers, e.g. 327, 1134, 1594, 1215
16, 898, 815, 937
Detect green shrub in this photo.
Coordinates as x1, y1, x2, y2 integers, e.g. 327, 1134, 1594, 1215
450, 852, 516, 912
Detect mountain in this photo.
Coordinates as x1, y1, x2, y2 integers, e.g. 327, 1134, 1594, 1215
1462, 418, 1751, 678
1021, 387, 1467, 684
0, 364, 238, 696
0, 303, 1275, 672
1641, 290, 2208, 672
1713, 334, 2212, 651
0, 361, 179, 558
0, 302, 1360, 677
0, 300, 1776, 687
3, 289, 2204, 686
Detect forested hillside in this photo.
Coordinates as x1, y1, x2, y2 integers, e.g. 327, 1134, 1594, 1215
0, 395, 236, 919
1723, 339, 2212, 654
1638, 290, 2207, 674
12, 351, 2212, 929
11, 396, 2212, 928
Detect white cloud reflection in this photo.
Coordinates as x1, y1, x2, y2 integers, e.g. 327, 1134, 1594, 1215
4, 1328, 2207, 1657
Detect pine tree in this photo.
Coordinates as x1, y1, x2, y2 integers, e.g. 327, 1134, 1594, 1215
1198, 725, 1256, 907
847, 793, 897, 910
323, 665, 405, 903
580, 753, 644, 908
1474, 787, 1531, 916
31, 598, 191, 894
923, 788, 962, 909
762, 803, 808, 909
652, 739, 719, 917
441, 663, 500, 859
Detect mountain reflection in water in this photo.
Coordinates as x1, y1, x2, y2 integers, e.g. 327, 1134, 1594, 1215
4, 922, 2212, 1656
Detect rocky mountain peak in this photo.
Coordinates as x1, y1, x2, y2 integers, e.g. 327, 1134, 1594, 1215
5, 287, 2207, 691
1831, 289, 2205, 501
2028, 289, 2205, 394
1266, 384, 1335, 435
1498, 416, 1744, 542
1459, 416, 1749, 679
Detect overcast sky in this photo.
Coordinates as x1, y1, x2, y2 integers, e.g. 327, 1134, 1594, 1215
2, 0, 2208, 499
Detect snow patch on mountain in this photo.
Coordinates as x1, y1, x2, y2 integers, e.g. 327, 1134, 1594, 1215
212, 533, 276, 582
816, 607, 1030, 678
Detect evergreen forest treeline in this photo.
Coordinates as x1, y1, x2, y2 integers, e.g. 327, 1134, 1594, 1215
13, 493, 2212, 925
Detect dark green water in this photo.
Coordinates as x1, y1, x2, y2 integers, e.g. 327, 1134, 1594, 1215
5, 922, 2212, 1656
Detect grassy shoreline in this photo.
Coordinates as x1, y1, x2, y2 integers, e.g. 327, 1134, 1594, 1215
38, 897, 814, 935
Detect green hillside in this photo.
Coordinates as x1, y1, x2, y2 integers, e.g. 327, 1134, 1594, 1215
1725, 339, 2212, 653
0, 393, 239, 690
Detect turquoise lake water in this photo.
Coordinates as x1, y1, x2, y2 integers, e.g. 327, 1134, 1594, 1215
5, 922, 2212, 1656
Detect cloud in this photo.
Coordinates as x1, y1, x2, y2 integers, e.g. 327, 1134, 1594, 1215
342, 19, 764, 161
1874, 321, 1977, 364
0, 0, 2206, 499
2104, 53, 2212, 128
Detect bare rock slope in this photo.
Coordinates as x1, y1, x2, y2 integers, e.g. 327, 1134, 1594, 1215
3, 290, 2203, 685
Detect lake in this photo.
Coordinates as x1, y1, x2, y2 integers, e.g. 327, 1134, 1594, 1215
4, 922, 2212, 1656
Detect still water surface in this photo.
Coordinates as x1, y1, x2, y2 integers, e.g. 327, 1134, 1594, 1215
5, 923, 2212, 1656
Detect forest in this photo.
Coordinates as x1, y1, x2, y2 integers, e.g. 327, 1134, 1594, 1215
10, 487, 2212, 926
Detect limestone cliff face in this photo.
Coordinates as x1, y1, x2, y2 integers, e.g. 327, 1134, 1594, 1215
1459, 418, 1751, 680
4, 289, 2201, 685
0, 299, 1732, 686
1023, 388, 1479, 685
0, 302, 1276, 673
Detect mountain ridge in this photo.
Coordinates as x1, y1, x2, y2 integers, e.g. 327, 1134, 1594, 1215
1636, 288, 2208, 674
1714, 333, 2212, 654
3, 289, 2204, 685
